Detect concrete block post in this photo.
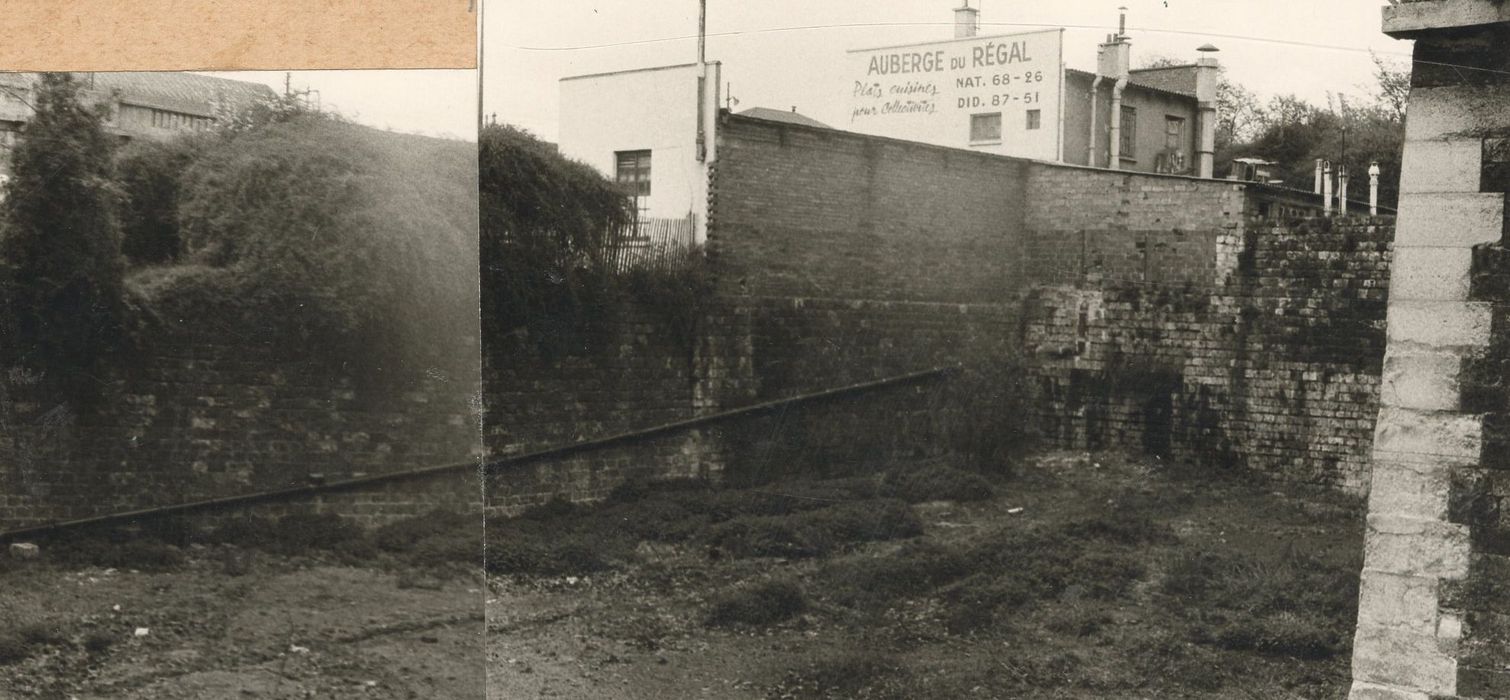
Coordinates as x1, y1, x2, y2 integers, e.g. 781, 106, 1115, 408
1349, 3, 1510, 699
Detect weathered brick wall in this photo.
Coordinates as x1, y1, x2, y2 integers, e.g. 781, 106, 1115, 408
1022, 163, 1248, 289
481, 297, 1022, 514
1025, 206, 1393, 490
713, 297, 1021, 485
709, 113, 1030, 302
482, 306, 716, 515
0, 331, 481, 530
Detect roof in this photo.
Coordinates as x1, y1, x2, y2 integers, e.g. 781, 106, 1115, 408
736, 107, 830, 129
1064, 68, 1198, 103
1127, 65, 1199, 97
81, 72, 276, 117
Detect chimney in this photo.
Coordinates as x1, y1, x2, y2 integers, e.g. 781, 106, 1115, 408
954, 3, 979, 38
1193, 44, 1221, 178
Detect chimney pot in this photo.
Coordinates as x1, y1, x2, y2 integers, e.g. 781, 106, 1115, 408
954, 4, 979, 38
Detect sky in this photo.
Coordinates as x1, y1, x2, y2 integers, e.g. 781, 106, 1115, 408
199, 70, 478, 141
485, 0, 1412, 143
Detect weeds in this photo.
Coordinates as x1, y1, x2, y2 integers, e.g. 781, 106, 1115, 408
878, 464, 994, 503
1161, 545, 1361, 659
705, 579, 808, 627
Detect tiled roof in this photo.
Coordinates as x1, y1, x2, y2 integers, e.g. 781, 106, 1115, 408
81, 72, 276, 117
736, 107, 831, 130
0, 71, 277, 118
1064, 68, 1198, 103
1127, 65, 1199, 97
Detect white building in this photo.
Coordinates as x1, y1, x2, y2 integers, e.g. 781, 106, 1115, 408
558, 62, 722, 245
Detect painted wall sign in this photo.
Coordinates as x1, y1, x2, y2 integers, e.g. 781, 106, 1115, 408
846, 29, 1064, 161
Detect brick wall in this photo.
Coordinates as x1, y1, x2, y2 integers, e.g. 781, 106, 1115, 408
482, 306, 717, 515
0, 330, 480, 530
709, 113, 1030, 303
1021, 165, 1393, 491
1022, 163, 1248, 289
481, 297, 1021, 514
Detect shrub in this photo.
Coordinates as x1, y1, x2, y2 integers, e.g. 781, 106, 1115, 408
706, 500, 922, 559
113, 135, 210, 265
704, 579, 807, 627
930, 361, 1038, 475
268, 512, 373, 557
821, 541, 975, 607
82, 630, 115, 654
132, 115, 478, 386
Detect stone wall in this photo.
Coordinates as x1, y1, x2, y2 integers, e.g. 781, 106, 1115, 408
1349, 6, 1510, 698
0, 330, 481, 531
1021, 161, 1393, 491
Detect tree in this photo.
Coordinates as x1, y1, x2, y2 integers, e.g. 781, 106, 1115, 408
1371, 52, 1410, 125
0, 73, 125, 394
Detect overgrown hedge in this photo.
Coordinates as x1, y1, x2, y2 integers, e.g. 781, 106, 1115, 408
121, 113, 479, 382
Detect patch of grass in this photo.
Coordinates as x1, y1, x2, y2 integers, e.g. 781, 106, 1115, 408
485, 531, 628, 577
82, 630, 115, 654
1161, 545, 1360, 659
878, 464, 995, 503
373, 509, 478, 569
705, 579, 808, 627
43, 536, 187, 572
0, 621, 70, 666
821, 541, 975, 608
796, 652, 911, 698
0, 636, 27, 665
706, 499, 922, 559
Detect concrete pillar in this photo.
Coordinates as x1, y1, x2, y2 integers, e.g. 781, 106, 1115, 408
1323, 161, 1333, 215
1339, 165, 1350, 216
1315, 158, 1325, 194
1370, 161, 1381, 216
1349, 3, 1510, 699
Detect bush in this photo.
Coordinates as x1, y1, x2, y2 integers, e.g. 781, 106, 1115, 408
131, 115, 478, 386
705, 579, 807, 627
706, 500, 922, 559
82, 630, 115, 654
931, 362, 1037, 475
114, 135, 209, 265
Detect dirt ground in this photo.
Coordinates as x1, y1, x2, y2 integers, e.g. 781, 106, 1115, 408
485, 451, 1365, 700
0, 551, 484, 699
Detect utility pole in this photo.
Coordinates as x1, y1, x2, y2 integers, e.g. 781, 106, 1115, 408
695, 0, 708, 162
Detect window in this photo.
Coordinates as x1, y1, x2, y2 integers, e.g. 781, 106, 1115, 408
1119, 106, 1136, 160
1025, 109, 1041, 130
969, 113, 1002, 143
1164, 116, 1186, 150
615, 150, 652, 197
150, 108, 210, 131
